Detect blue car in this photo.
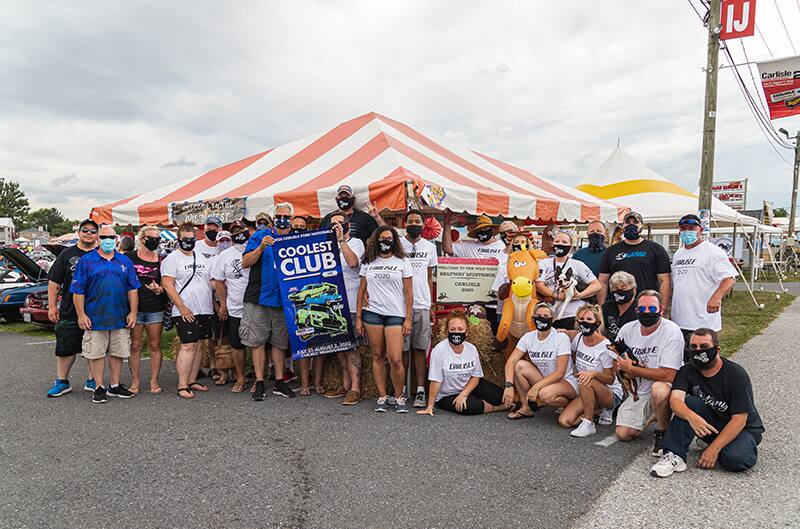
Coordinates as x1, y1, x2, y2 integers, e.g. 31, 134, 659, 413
0, 247, 49, 322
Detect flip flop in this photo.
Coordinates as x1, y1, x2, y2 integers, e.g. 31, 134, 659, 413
507, 411, 535, 420
230, 382, 246, 393
149, 385, 162, 394
188, 382, 209, 392
299, 387, 311, 397
177, 387, 194, 399
215, 378, 228, 386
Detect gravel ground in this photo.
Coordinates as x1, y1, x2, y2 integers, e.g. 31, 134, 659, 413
574, 298, 800, 529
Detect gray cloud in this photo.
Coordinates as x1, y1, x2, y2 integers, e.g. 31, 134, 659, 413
161, 156, 197, 169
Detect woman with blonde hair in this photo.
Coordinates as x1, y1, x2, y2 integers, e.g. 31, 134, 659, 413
557, 303, 623, 437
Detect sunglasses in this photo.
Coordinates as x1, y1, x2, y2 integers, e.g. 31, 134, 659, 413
274, 215, 291, 220
99, 235, 117, 240
679, 219, 701, 227
636, 305, 659, 314
80, 228, 98, 234
689, 343, 715, 351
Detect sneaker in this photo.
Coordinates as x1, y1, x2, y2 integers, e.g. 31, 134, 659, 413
652, 429, 666, 457
84, 378, 97, 392
107, 384, 135, 399
412, 391, 427, 409
570, 418, 597, 438
387, 395, 397, 406
273, 379, 297, 398
283, 370, 297, 383
92, 387, 108, 404
342, 390, 362, 406
650, 452, 687, 478
598, 408, 614, 426
323, 386, 348, 399
395, 396, 410, 413
252, 380, 266, 402
374, 396, 389, 412
47, 379, 72, 398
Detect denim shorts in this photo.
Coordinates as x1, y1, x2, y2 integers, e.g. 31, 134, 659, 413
136, 311, 164, 325
361, 309, 405, 327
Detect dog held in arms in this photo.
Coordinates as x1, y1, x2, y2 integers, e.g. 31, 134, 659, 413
552, 264, 577, 321
606, 340, 642, 401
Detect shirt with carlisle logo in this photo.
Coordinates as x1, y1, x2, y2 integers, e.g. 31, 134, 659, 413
359, 255, 413, 318
516, 328, 573, 379
400, 237, 437, 310
614, 318, 685, 395
69, 250, 141, 330
428, 339, 484, 401
598, 239, 671, 294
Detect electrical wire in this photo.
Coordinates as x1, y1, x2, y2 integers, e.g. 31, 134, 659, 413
740, 40, 770, 117
756, 26, 775, 57
773, 0, 797, 53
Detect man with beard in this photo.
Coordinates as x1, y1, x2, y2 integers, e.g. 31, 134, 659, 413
651, 328, 763, 477
321, 185, 385, 245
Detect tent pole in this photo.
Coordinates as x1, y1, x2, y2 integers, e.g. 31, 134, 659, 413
715, 219, 759, 309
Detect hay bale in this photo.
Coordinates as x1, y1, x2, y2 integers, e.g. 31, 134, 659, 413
319, 346, 396, 398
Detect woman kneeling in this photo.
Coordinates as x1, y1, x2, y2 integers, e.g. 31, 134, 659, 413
418, 312, 511, 416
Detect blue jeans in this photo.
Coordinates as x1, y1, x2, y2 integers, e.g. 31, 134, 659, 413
361, 309, 405, 327
662, 395, 761, 472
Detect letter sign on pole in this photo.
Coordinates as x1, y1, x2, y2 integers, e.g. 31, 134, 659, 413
720, 0, 756, 40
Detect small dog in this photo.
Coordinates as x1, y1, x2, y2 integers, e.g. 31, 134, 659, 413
606, 340, 642, 401
552, 264, 577, 320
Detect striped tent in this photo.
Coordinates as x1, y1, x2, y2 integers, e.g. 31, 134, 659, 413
91, 112, 619, 226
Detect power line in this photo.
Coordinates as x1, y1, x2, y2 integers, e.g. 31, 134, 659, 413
773, 0, 797, 53
756, 26, 775, 57
739, 40, 770, 117
687, 0, 704, 21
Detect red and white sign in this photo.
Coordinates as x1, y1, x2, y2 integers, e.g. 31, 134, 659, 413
712, 180, 747, 211
720, 0, 756, 40
757, 56, 800, 120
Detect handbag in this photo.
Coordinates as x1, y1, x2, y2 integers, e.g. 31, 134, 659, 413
163, 251, 197, 330
214, 344, 235, 370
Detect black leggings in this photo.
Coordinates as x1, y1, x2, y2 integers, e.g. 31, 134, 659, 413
434, 379, 505, 416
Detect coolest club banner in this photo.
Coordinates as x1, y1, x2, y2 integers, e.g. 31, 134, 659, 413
757, 55, 800, 120
273, 229, 357, 360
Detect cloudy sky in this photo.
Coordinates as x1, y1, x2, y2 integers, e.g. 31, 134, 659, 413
2, 0, 800, 219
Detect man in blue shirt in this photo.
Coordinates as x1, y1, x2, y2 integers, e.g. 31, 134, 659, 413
573, 220, 607, 277
241, 202, 296, 401
71, 225, 140, 404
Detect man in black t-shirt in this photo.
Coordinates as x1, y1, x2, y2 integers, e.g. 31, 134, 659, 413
651, 328, 764, 478
597, 211, 671, 307
45, 219, 99, 398
320, 184, 385, 245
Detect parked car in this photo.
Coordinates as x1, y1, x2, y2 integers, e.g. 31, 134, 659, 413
20, 290, 52, 327
0, 247, 49, 322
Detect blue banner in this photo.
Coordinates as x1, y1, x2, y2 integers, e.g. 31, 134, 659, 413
273, 228, 357, 360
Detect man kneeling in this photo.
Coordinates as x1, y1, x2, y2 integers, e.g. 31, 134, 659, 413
651, 328, 764, 477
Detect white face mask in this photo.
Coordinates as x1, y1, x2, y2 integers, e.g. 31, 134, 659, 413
234, 242, 246, 252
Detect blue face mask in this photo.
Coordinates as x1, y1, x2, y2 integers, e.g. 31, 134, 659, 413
679, 230, 699, 246
99, 238, 116, 252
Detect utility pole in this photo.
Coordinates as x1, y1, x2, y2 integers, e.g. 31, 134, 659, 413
698, 0, 721, 211
787, 131, 800, 240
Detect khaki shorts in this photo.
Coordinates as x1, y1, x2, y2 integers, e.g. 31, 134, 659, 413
403, 309, 431, 351
81, 329, 131, 360
615, 392, 653, 431
239, 302, 289, 350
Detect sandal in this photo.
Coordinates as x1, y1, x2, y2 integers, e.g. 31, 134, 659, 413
188, 382, 209, 392
215, 377, 228, 386
314, 385, 325, 395
149, 385, 162, 394
230, 382, 246, 393
299, 387, 311, 396
177, 387, 194, 399
507, 410, 534, 420
129, 383, 140, 395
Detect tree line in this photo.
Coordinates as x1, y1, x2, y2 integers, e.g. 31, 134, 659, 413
0, 178, 78, 237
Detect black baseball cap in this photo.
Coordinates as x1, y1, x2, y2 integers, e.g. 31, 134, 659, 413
79, 219, 99, 230
679, 214, 702, 227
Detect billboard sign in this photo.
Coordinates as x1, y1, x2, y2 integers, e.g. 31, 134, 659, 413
711, 179, 747, 211
757, 55, 800, 120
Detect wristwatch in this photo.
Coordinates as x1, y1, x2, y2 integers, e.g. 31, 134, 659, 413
504, 381, 514, 388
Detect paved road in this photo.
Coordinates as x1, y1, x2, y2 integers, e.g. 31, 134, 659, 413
575, 298, 800, 529
0, 331, 645, 529
734, 281, 800, 295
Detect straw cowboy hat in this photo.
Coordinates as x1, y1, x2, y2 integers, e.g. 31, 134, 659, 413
467, 215, 499, 238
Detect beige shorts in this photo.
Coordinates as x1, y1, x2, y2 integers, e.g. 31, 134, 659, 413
81, 329, 131, 360
403, 309, 431, 351
615, 392, 652, 431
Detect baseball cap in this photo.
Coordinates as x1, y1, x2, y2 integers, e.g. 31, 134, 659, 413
229, 220, 247, 234
79, 218, 99, 230
679, 214, 702, 227
623, 211, 643, 224
205, 215, 223, 227
336, 185, 355, 197
216, 230, 232, 240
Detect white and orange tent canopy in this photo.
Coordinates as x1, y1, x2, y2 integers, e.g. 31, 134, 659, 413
91, 112, 620, 226
576, 148, 758, 227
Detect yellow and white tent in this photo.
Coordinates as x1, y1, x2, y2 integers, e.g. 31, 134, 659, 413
576, 148, 757, 227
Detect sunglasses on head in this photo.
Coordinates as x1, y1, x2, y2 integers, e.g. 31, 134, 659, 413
80, 228, 98, 234
636, 305, 659, 314
680, 219, 701, 227
99, 235, 116, 240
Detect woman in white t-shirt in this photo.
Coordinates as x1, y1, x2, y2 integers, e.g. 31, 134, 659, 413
557, 304, 624, 438
502, 302, 578, 419
417, 311, 511, 416
356, 226, 414, 413
161, 223, 215, 399
536, 230, 601, 330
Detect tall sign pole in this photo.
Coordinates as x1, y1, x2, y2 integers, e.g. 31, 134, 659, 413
698, 0, 722, 211
789, 132, 800, 239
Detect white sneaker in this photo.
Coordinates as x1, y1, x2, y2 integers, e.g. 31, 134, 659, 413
412, 391, 427, 409
598, 408, 613, 426
650, 452, 687, 478
570, 418, 597, 438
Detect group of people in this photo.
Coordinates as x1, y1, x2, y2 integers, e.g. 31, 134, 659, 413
43, 185, 764, 478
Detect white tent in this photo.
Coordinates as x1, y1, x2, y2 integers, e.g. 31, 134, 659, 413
576, 148, 758, 227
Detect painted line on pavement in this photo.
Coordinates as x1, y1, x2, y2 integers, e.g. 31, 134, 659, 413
26, 340, 56, 345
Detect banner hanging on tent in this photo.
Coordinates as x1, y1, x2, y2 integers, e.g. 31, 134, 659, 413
272, 229, 357, 360
170, 197, 246, 225
757, 56, 800, 120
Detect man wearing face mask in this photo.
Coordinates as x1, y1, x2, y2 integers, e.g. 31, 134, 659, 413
194, 215, 223, 260
441, 212, 505, 260
670, 214, 737, 362
321, 185, 385, 245
291, 216, 308, 233
597, 212, 671, 308
614, 290, 685, 457
651, 328, 763, 477
573, 220, 607, 277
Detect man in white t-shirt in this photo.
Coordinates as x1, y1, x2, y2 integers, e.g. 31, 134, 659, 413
399, 209, 438, 408
670, 214, 736, 361
194, 215, 222, 259
613, 290, 685, 458
210, 222, 251, 392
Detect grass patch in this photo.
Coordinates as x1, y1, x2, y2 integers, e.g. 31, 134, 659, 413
719, 290, 795, 356
0, 321, 55, 339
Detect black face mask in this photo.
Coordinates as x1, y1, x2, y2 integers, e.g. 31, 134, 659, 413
378, 240, 393, 254
291, 227, 307, 233
511, 243, 527, 253
179, 237, 196, 251
336, 197, 355, 210
205, 230, 218, 242
406, 225, 423, 239
612, 289, 635, 304
448, 332, 467, 346
553, 244, 571, 257
143, 237, 160, 251
588, 232, 605, 251
476, 230, 493, 242
637, 311, 661, 327
232, 232, 248, 244
691, 346, 719, 371
534, 316, 553, 331
578, 320, 601, 336
623, 224, 641, 241
338, 222, 350, 234
500, 232, 513, 245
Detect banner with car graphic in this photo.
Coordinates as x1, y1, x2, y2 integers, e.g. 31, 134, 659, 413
273, 229, 357, 360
